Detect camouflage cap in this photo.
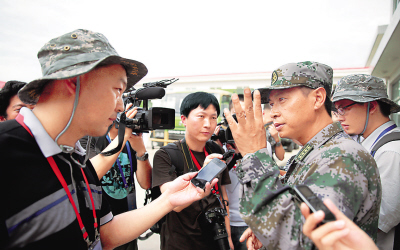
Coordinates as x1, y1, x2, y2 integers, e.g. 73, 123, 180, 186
257, 61, 333, 104
332, 74, 400, 113
19, 29, 148, 105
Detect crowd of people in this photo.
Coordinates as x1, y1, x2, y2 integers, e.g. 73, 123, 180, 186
0, 28, 399, 250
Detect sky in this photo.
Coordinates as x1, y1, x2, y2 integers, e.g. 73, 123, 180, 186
0, 0, 391, 83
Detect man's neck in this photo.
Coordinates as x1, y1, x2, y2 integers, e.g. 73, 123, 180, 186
298, 113, 333, 145
33, 106, 80, 147
362, 116, 391, 139
184, 136, 207, 152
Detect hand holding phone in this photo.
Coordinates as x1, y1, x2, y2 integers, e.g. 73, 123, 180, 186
191, 158, 227, 190
292, 185, 336, 224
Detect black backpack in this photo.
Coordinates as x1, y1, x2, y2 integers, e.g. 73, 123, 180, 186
141, 140, 223, 238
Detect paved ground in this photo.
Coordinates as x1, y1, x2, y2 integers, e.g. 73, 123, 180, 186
135, 143, 300, 249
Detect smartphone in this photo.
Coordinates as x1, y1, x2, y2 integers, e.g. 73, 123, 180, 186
292, 185, 336, 224
191, 158, 227, 190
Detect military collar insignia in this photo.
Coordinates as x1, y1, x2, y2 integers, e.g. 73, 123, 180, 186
295, 143, 313, 163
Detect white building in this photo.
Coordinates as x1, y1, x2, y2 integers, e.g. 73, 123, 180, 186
366, 0, 400, 124
140, 67, 371, 96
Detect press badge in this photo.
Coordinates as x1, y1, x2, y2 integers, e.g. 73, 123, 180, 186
88, 235, 102, 250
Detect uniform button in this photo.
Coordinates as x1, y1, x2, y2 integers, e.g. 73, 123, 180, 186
64, 46, 70, 51
71, 33, 77, 39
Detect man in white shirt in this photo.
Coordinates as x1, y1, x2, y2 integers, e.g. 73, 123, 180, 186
332, 74, 400, 250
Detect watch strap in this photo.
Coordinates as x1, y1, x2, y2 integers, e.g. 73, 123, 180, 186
136, 151, 149, 161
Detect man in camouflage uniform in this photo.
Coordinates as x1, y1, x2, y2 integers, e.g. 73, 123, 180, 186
224, 61, 381, 249
332, 74, 400, 250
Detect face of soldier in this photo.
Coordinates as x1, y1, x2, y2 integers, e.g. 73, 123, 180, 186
268, 87, 317, 145
181, 104, 218, 146
334, 99, 367, 136
0, 95, 35, 121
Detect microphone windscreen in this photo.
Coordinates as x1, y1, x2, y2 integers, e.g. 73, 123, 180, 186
124, 87, 165, 99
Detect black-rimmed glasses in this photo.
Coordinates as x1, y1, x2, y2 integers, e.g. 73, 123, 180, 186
333, 102, 357, 116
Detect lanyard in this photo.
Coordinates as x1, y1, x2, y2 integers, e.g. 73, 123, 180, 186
370, 124, 397, 151
105, 135, 133, 188
16, 114, 98, 247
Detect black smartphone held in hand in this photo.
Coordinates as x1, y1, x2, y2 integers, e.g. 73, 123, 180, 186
292, 185, 336, 224
191, 158, 227, 190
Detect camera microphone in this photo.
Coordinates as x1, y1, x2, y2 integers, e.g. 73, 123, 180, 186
123, 87, 165, 99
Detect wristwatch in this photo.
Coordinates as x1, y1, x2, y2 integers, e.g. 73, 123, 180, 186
136, 152, 149, 161
276, 141, 282, 147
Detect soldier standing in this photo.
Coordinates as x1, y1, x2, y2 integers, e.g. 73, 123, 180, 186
224, 61, 382, 250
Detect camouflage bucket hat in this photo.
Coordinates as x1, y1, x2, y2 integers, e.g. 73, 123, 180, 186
332, 74, 400, 113
257, 61, 333, 104
19, 29, 148, 105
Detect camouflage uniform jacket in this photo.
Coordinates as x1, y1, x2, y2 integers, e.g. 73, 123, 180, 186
236, 122, 382, 250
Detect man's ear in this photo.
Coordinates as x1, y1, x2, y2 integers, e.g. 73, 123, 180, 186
0, 116, 6, 122
312, 87, 326, 110
181, 115, 187, 127
65, 77, 77, 95
369, 101, 379, 114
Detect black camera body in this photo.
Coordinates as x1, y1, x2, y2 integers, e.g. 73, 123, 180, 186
205, 207, 230, 250
211, 114, 237, 144
120, 79, 177, 133
118, 106, 175, 133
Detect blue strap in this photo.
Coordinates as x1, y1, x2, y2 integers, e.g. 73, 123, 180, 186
370, 124, 397, 156
105, 135, 133, 188
125, 142, 134, 185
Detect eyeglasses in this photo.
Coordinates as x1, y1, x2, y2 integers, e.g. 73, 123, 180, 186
333, 102, 357, 116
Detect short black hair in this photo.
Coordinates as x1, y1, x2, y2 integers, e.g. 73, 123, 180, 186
0, 81, 27, 118
377, 100, 391, 117
299, 86, 332, 117
180, 92, 220, 117
229, 94, 244, 111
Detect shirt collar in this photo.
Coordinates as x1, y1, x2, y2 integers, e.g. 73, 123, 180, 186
293, 122, 343, 164
19, 107, 85, 158
306, 122, 343, 149
362, 120, 397, 151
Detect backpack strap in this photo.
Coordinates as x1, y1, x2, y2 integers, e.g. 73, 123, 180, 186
370, 132, 400, 157
205, 140, 224, 154
162, 142, 185, 176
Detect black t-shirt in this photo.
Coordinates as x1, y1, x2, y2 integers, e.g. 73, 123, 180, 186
0, 119, 112, 249
152, 141, 231, 250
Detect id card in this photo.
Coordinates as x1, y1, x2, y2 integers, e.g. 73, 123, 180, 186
89, 236, 102, 250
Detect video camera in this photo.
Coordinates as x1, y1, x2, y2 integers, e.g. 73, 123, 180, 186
101, 79, 176, 156
118, 78, 177, 133
211, 113, 237, 145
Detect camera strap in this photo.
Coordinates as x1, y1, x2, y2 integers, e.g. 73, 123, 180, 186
101, 113, 127, 156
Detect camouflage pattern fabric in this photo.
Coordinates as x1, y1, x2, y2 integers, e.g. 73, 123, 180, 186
235, 122, 381, 250
332, 74, 400, 114
258, 61, 333, 104
19, 29, 148, 105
